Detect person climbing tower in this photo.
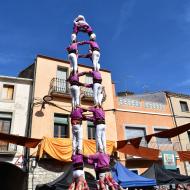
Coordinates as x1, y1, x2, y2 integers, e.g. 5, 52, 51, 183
85, 105, 106, 153
67, 70, 86, 109
72, 15, 94, 42
67, 40, 86, 75
69, 152, 89, 190
86, 151, 111, 190
79, 33, 100, 71
70, 106, 87, 154
84, 69, 103, 106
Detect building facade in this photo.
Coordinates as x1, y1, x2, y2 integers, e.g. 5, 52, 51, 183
2, 54, 189, 188
0, 75, 32, 168
114, 91, 186, 174
19, 55, 117, 189
166, 91, 190, 174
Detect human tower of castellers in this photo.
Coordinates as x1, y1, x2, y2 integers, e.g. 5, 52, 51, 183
66, 15, 124, 190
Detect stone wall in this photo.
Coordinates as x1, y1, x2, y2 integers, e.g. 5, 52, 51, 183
28, 159, 68, 190
28, 159, 96, 190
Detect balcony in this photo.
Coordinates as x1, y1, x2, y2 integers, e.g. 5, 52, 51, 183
49, 78, 70, 98
0, 141, 17, 155
80, 87, 94, 101
49, 78, 94, 101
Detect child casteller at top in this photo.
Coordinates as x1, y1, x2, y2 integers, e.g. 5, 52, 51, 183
71, 15, 95, 42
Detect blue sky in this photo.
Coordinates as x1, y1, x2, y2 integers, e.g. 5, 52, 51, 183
0, 0, 190, 94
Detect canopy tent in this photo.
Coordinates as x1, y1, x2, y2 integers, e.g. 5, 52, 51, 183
111, 162, 156, 188
141, 163, 190, 185
36, 167, 97, 190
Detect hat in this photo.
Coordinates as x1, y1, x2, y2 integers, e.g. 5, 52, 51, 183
71, 33, 76, 42
76, 15, 85, 22
90, 33, 96, 40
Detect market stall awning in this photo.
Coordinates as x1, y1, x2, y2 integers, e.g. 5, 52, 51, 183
111, 162, 156, 188
141, 163, 190, 185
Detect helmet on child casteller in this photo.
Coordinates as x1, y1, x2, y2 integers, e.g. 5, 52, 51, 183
90, 33, 96, 40
71, 33, 76, 42
76, 15, 86, 22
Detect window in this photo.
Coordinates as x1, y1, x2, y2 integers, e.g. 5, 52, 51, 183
154, 128, 172, 145
56, 67, 68, 93
87, 121, 96, 139
85, 74, 93, 97
2, 84, 14, 100
125, 127, 147, 147
180, 101, 189, 112
54, 114, 69, 138
0, 112, 12, 151
187, 131, 190, 143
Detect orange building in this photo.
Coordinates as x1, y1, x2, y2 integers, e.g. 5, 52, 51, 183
19, 54, 117, 189
114, 90, 186, 174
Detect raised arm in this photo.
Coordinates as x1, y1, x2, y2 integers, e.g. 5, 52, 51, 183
66, 74, 71, 82
77, 106, 88, 112
84, 83, 93, 88
78, 41, 90, 46
73, 17, 79, 25
78, 82, 86, 87
78, 71, 88, 77
78, 53, 92, 59
86, 116, 95, 122
87, 106, 96, 113
88, 153, 99, 160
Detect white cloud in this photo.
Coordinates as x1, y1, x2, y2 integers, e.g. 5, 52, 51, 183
112, 0, 136, 40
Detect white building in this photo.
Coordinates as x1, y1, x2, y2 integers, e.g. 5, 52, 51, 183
0, 75, 32, 167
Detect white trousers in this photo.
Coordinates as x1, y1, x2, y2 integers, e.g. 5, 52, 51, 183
96, 124, 106, 152
92, 50, 100, 71
68, 53, 78, 73
73, 170, 85, 178
70, 85, 80, 108
72, 124, 83, 153
93, 83, 103, 106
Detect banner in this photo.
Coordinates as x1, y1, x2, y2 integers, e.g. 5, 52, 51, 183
162, 151, 176, 170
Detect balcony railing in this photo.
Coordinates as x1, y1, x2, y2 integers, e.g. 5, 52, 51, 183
81, 87, 94, 100
49, 78, 95, 100
50, 78, 69, 95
